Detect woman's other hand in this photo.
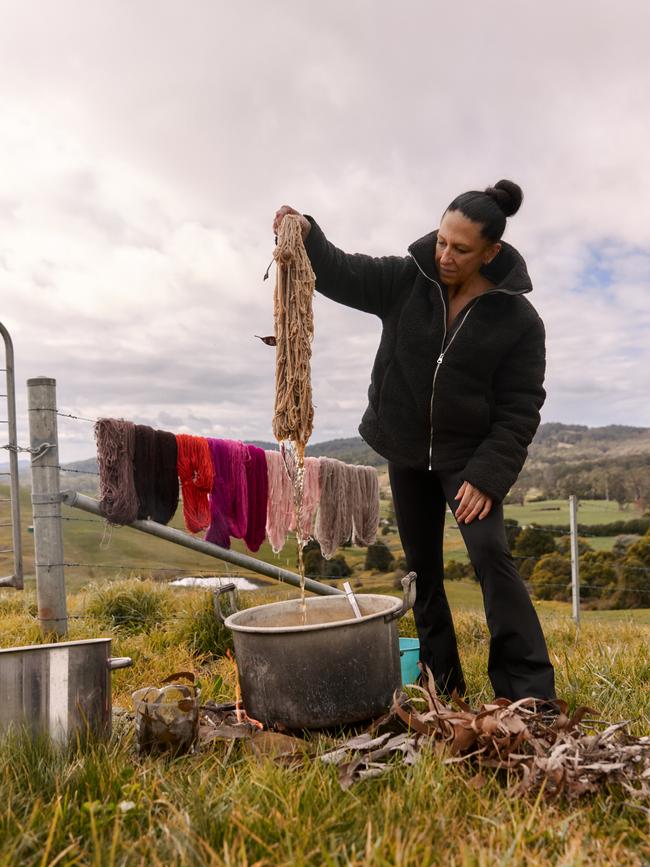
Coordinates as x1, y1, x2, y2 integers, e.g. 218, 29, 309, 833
454, 481, 493, 524
273, 205, 311, 240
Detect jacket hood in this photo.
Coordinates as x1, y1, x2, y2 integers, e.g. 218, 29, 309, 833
407, 229, 533, 296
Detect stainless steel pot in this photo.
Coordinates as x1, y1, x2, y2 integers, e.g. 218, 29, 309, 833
0, 637, 132, 742
214, 573, 416, 730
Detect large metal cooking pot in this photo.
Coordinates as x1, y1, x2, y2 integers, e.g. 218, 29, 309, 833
214, 573, 416, 730
0, 637, 132, 742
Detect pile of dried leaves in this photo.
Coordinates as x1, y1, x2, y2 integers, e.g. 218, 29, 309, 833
199, 700, 308, 765
320, 671, 650, 805
130, 674, 648, 809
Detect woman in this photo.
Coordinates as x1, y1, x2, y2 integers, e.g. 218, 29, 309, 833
273, 180, 555, 702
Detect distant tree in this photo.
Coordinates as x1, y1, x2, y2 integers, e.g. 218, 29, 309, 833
611, 534, 640, 558
556, 535, 592, 557
512, 526, 556, 559
630, 470, 650, 512
578, 550, 618, 600
612, 557, 649, 608
504, 518, 522, 550
542, 464, 560, 498
518, 557, 536, 580
505, 483, 526, 506
321, 555, 352, 579
302, 543, 325, 578
365, 541, 395, 572
530, 552, 571, 601
610, 532, 650, 609
302, 543, 352, 580
607, 472, 629, 510
445, 560, 474, 581
628, 531, 650, 567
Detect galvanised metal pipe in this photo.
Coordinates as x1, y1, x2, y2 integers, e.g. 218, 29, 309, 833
61, 489, 343, 597
0, 321, 23, 589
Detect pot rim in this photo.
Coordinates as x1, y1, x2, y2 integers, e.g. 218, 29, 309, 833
224, 593, 401, 634
0, 637, 113, 655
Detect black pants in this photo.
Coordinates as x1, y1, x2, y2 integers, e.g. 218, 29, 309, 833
389, 462, 555, 701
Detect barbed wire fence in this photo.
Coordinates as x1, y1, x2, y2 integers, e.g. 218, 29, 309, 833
2, 378, 648, 637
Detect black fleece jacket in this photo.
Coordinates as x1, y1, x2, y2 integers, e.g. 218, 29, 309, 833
303, 216, 546, 503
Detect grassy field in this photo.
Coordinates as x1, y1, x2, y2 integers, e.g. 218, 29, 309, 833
503, 498, 633, 526
1, 484, 643, 590
0, 580, 648, 865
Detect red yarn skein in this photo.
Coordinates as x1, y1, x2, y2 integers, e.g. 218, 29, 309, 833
176, 434, 214, 533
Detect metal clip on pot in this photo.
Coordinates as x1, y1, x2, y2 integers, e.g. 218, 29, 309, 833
383, 571, 417, 623
213, 583, 238, 624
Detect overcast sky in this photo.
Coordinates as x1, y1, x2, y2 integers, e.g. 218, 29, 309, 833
1, 1, 649, 462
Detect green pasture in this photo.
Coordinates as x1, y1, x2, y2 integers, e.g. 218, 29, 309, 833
0, 580, 648, 865
503, 498, 633, 526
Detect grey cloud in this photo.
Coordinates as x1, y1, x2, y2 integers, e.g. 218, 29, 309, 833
1, 0, 649, 460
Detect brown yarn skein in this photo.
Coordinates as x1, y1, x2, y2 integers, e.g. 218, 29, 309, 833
95, 418, 139, 525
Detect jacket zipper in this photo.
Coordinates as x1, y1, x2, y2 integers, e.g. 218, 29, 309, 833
409, 255, 481, 470
428, 301, 479, 468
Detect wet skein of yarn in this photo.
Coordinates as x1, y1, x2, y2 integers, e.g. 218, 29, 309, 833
265, 449, 294, 554
225, 441, 249, 538
176, 434, 214, 533
206, 439, 249, 548
271, 214, 315, 458
153, 430, 179, 524
205, 438, 232, 548
288, 455, 321, 542
315, 457, 353, 559
351, 465, 380, 547
133, 424, 157, 520
95, 418, 139, 525
244, 443, 268, 553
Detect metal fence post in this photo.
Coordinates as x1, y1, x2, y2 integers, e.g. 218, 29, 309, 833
27, 377, 67, 636
569, 495, 580, 626
0, 321, 23, 589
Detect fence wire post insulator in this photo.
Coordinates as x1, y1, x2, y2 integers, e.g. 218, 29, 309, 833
27, 377, 68, 636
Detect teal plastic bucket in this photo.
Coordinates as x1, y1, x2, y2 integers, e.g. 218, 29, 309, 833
399, 637, 420, 685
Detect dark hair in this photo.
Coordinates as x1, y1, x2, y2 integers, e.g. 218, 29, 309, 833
445, 179, 523, 243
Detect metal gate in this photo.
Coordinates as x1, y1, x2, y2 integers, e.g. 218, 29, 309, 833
0, 322, 23, 589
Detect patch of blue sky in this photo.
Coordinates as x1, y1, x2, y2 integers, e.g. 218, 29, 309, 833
572, 239, 650, 301
574, 243, 614, 295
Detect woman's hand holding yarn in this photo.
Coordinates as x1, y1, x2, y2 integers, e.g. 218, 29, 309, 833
273, 205, 311, 240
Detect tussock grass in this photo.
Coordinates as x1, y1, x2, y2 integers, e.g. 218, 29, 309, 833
85, 579, 172, 634
0, 583, 648, 865
172, 591, 234, 659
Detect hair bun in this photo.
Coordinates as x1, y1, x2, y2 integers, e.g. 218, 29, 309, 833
484, 179, 523, 217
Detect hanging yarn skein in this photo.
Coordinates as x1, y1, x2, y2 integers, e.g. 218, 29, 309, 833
265, 449, 294, 554
133, 424, 157, 521
288, 455, 321, 542
95, 418, 139, 525
153, 430, 180, 525
315, 457, 353, 559
176, 434, 214, 534
351, 465, 380, 547
272, 214, 315, 459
